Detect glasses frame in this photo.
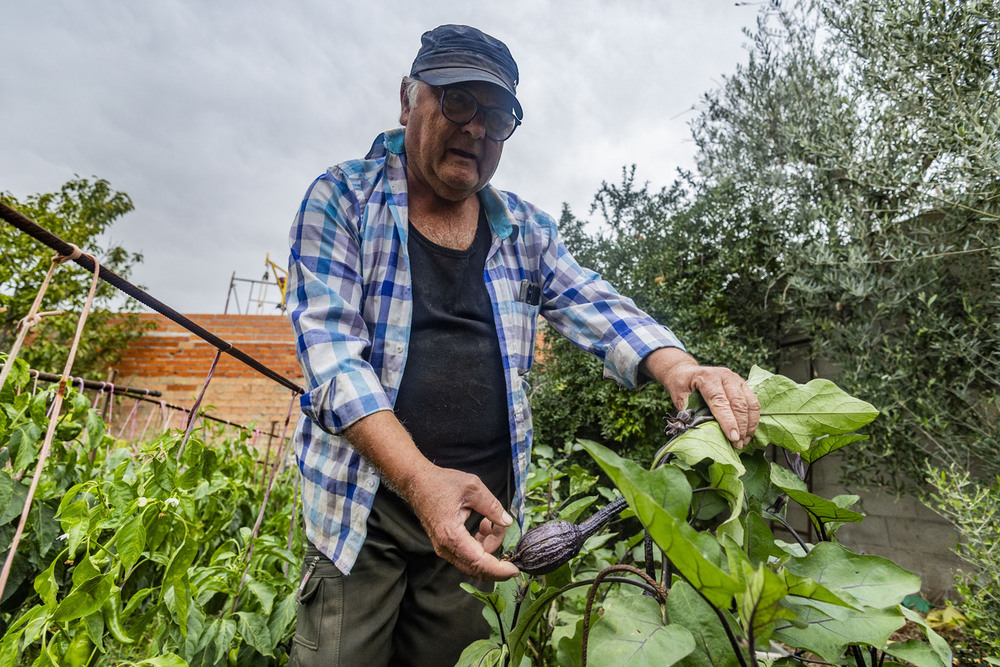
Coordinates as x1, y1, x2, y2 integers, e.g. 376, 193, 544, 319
436, 86, 521, 142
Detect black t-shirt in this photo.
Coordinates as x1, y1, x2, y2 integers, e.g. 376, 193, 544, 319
392, 209, 513, 504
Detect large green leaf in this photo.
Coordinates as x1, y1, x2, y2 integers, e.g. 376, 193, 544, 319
581, 440, 741, 608
666, 580, 743, 667
160, 537, 198, 634
579, 439, 691, 518
586, 593, 696, 666
660, 423, 747, 530
783, 542, 920, 608
769, 465, 864, 531
772, 598, 904, 663
747, 367, 879, 452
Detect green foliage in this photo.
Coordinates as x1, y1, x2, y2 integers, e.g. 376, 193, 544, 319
0, 356, 301, 665
533, 0, 1000, 493
926, 466, 1000, 658
1, 177, 151, 376
691, 0, 1000, 489
462, 370, 952, 666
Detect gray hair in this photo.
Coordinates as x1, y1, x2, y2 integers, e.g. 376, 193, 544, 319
402, 76, 423, 107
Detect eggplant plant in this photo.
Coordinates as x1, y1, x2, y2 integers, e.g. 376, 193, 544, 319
458, 367, 952, 667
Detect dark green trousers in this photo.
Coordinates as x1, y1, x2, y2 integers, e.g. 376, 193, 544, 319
288, 488, 493, 667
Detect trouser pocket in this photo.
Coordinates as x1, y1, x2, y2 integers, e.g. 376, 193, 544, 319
291, 548, 344, 663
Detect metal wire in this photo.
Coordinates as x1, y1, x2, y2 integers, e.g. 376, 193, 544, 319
0, 201, 304, 395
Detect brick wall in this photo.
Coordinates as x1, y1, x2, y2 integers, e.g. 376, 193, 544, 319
110, 313, 303, 435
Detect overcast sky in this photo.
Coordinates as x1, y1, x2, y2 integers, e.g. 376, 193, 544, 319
1, 1, 759, 314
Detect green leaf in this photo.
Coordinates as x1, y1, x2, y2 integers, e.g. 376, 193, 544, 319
801, 433, 868, 464
0, 471, 13, 520
83, 609, 105, 653
455, 640, 508, 667
747, 368, 879, 452
115, 514, 146, 574
133, 654, 189, 667
743, 511, 776, 566
880, 607, 953, 667
10, 420, 42, 472
662, 423, 747, 529
71, 553, 103, 587
665, 580, 743, 667
33, 559, 58, 608
579, 439, 692, 519
586, 593, 696, 666
247, 579, 276, 615
558, 495, 598, 523
58, 499, 89, 558
770, 465, 864, 530
0, 475, 27, 527
213, 618, 238, 666
724, 539, 796, 641
783, 542, 920, 609
160, 537, 198, 632
53, 573, 113, 623
267, 594, 296, 648
581, 440, 740, 608
772, 598, 904, 663
236, 611, 276, 657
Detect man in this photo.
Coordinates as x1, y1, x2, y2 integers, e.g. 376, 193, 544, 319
286, 24, 759, 667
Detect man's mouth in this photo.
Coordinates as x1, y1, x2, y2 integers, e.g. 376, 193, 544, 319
449, 148, 477, 160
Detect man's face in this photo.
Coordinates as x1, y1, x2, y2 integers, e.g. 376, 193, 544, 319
400, 80, 509, 202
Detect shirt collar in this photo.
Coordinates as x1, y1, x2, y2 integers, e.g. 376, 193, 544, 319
368, 129, 515, 241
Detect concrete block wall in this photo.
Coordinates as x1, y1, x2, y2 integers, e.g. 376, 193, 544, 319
109, 313, 304, 436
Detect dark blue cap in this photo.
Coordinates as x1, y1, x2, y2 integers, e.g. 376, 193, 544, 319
410, 24, 523, 119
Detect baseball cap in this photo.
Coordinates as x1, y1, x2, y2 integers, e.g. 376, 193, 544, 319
409, 24, 523, 119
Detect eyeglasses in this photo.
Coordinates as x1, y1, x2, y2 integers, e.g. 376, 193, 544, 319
437, 86, 521, 142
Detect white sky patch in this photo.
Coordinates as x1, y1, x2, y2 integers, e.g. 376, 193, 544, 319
1, 0, 756, 313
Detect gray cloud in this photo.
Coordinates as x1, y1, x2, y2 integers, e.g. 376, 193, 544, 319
1, 0, 754, 313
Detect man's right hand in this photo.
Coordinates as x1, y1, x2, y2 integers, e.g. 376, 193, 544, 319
403, 464, 521, 581
344, 411, 520, 581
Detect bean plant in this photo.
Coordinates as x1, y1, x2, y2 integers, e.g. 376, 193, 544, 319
459, 368, 953, 667
0, 356, 301, 666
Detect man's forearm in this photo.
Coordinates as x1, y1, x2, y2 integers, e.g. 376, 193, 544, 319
342, 410, 435, 501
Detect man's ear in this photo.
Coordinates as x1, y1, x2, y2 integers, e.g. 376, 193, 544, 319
399, 79, 411, 126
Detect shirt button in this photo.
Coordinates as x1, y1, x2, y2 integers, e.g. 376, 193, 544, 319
396, 344, 404, 352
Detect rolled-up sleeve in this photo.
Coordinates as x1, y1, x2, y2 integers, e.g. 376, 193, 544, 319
530, 211, 685, 388
286, 169, 393, 434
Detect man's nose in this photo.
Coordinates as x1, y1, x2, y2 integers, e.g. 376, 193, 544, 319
461, 110, 487, 139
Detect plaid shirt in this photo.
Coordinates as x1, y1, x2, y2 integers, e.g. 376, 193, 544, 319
286, 128, 684, 574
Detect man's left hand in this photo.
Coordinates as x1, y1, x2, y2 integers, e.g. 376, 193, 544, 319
640, 347, 760, 449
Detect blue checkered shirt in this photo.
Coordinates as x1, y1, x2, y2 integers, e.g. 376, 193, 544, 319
286, 128, 684, 574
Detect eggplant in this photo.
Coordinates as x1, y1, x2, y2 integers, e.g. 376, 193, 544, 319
510, 497, 629, 575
